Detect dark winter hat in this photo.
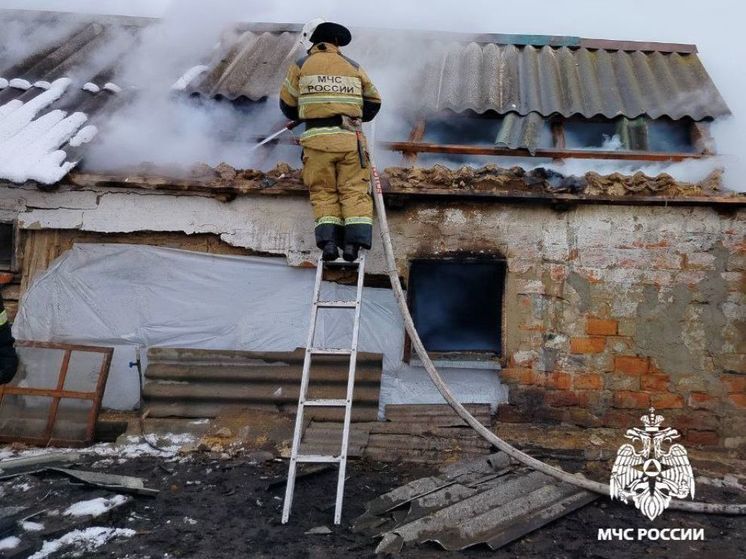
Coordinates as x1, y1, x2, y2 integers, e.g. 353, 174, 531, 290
310, 22, 352, 46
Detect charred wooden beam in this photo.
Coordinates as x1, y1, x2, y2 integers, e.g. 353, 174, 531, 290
404, 119, 427, 164
381, 187, 746, 207
691, 121, 716, 155
68, 171, 306, 199
381, 141, 705, 162
550, 121, 565, 150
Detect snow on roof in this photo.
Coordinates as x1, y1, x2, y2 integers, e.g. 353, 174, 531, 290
0, 78, 92, 184
0, 15, 132, 186
172, 64, 209, 91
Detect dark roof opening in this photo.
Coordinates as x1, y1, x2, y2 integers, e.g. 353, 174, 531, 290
0, 223, 14, 271
408, 259, 505, 354
422, 112, 503, 146
648, 118, 695, 153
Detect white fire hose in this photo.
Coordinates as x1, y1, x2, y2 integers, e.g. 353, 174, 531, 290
367, 152, 746, 515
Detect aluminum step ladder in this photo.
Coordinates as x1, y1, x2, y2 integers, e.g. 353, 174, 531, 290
282, 252, 366, 525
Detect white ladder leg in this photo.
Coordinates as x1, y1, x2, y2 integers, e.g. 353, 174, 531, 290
333, 253, 366, 524
282, 257, 325, 524
282, 253, 366, 525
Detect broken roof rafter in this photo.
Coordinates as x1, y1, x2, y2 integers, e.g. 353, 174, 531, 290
241, 130, 705, 163
383, 140, 703, 162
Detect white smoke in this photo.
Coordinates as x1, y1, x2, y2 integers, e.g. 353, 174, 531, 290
84, 1, 284, 171
1, 0, 743, 190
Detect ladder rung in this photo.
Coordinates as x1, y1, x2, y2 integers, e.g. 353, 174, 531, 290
295, 454, 342, 463
315, 300, 357, 309
303, 398, 348, 407
308, 348, 353, 355
322, 259, 361, 267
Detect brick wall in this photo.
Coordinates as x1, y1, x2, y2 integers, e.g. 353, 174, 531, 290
6, 183, 744, 452
377, 202, 744, 453
484, 207, 746, 453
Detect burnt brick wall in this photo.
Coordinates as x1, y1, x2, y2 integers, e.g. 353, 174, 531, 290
389, 203, 745, 453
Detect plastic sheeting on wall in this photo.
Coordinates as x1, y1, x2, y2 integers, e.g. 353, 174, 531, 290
13, 244, 506, 412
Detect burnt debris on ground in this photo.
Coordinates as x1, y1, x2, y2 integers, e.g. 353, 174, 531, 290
0, 443, 745, 558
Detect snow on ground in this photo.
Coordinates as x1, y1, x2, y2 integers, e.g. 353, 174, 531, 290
0, 536, 21, 550
13, 481, 32, 492
28, 527, 136, 559
0, 432, 196, 463
21, 521, 45, 532
64, 495, 128, 518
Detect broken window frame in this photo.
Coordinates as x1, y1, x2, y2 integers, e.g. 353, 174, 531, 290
383, 110, 705, 162
403, 256, 507, 364
0, 341, 113, 447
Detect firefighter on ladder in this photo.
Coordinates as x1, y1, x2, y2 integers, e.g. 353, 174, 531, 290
280, 20, 381, 262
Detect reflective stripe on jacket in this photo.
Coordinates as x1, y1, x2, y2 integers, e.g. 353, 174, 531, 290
280, 42, 381, 152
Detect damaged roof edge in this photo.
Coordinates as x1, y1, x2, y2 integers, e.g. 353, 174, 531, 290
7, 170, 742, 208
2, 10, 698, 53
232, 21, 697, 53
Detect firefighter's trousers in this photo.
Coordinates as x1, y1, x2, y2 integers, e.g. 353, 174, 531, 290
302, 147, 373, 249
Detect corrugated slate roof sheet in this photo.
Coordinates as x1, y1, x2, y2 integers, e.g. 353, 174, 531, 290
421, 43, 729, 120
144, 347, 382, 421
188, 26, 730, 121
0, 14, 138, 184
0, 12, 732, 185
189, 31, 299, 100
354, 452, 598, 553
495, 112, 546, 155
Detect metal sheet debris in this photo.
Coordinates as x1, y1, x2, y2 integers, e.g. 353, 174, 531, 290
0, 452, 82, 479
0, 507, 29, 538
353, 452, 597, 552
48, 468, 159, 497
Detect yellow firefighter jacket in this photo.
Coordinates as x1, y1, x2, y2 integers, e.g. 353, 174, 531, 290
279, 42, 381, 152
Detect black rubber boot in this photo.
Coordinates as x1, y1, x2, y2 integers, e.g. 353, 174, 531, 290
342, 243, 359, 262
322, 241, 339, 261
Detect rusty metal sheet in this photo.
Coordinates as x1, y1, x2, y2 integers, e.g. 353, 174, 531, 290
353, 452, 597, 553
143, 347, 382, 422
